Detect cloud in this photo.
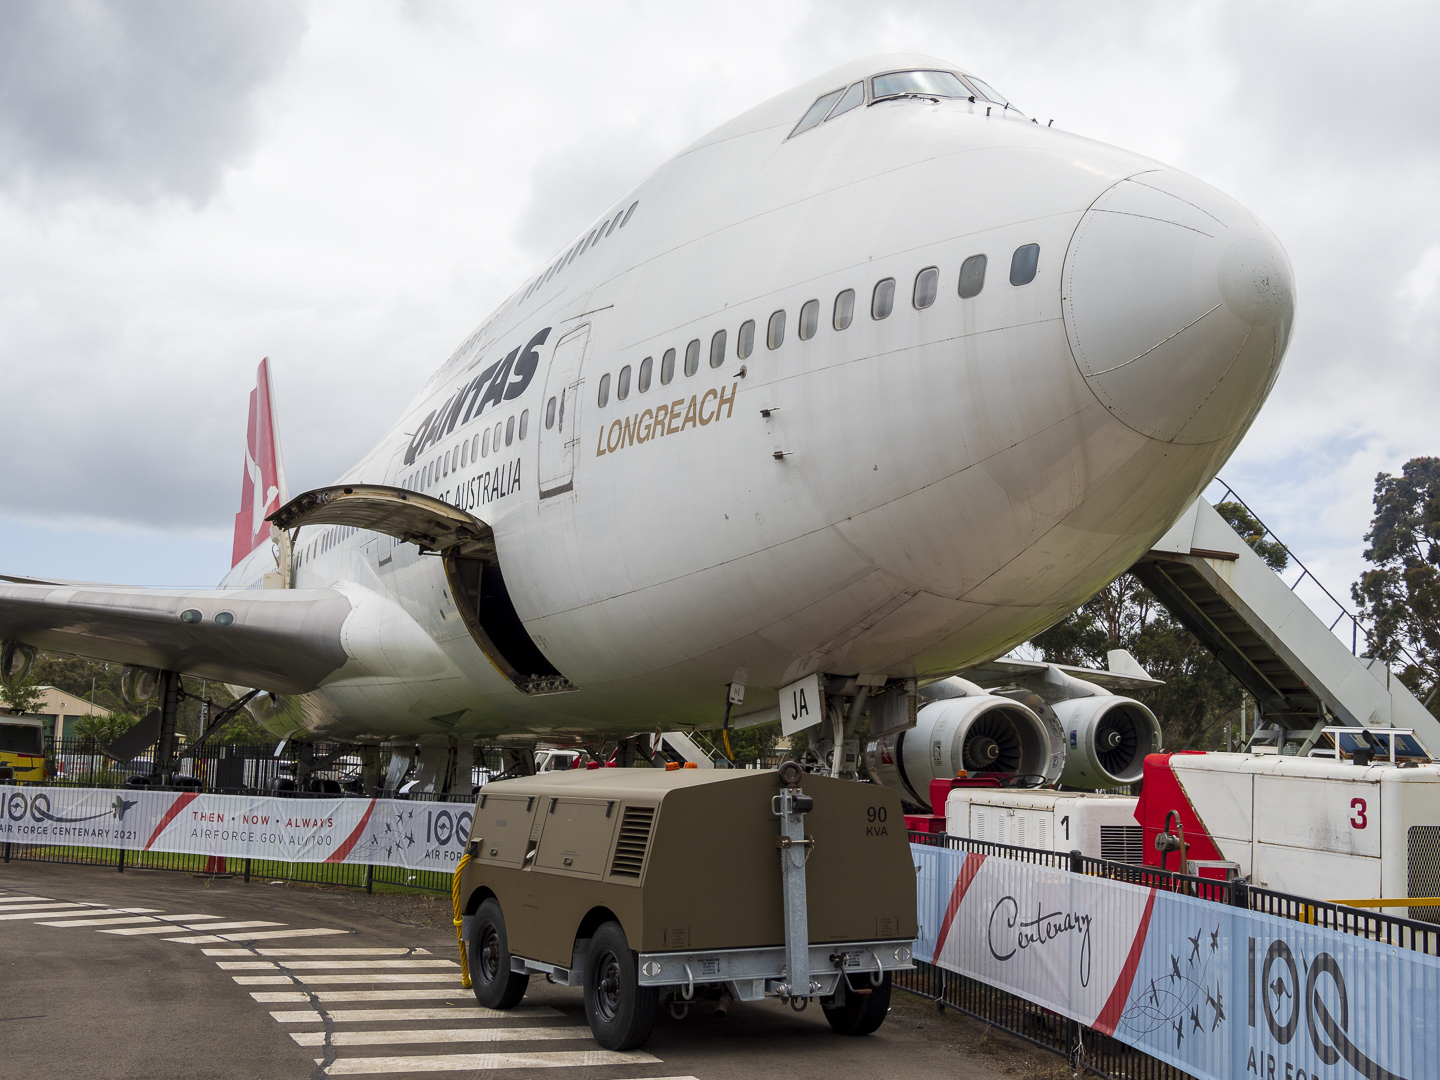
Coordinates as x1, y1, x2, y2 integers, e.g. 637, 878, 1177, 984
0, 0, 306, 204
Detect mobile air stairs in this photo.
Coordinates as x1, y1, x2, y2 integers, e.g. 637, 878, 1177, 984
1131, 491, 1440, 756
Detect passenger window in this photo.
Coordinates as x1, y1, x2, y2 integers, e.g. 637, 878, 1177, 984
598, 373, 611, 408
494, 421, 502, 449
483, 428, 491, 456
958, 254, 987, 298
620, 201, 638, 227
799, 299, 819, 340
827, 81, 864, 120
505, 416, 515, 446
661, 348, 676, 385
461, 442, 468, 468
913, 267, 938, 309
519, 409, 529, 440
1010, 244, 1039, 286
767, 310, 785, 349
710, 329, 727, 368
737, 319, 755, 359
833, 289, 855, 330
638, 356, 653, 393
545, 396, 557, 430
565, 245, 579, 266
872, 278, 895, 319
443, 451, 450, 477
684, 339, 700, 376
790, 87, 846, 138
617, 364, 631, 400
471, 434, 480, 460
604, 213, 619, 238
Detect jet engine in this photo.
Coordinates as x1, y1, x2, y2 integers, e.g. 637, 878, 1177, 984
0, 640, 36, 683
1054, 694, 1161, 788
120, 665, 160, 706
865, 679, 1058, 810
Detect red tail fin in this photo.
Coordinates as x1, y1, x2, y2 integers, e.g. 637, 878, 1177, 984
231, 358, 287, 568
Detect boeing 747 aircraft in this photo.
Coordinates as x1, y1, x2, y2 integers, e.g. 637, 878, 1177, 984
0, 55, 1294, 800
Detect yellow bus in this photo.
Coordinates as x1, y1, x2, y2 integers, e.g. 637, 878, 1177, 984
0, 716, 46, 782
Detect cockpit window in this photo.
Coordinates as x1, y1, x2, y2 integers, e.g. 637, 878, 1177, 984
964, 75, 1008, 106
871, 70, 969, 101
790, 87, 846, 138
827, 81, 864, 121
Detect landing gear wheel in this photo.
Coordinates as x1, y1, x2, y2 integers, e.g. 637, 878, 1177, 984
467, 898, 530, 1009
583, 920, 658, 1050
822, 972, 892, 1036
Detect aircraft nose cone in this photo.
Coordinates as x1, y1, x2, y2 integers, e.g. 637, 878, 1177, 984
1062, 170, 1295, 444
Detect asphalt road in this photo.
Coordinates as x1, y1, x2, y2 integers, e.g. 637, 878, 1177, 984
0, 861, 1045, 1080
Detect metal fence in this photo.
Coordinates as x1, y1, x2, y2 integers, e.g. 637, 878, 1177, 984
38, 734, 491, 799
896, 830, 1440, 1080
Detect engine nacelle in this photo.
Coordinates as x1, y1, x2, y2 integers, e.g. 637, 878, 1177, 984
120, 665, 160, 706
866, 682, 1058, 810
1054, 695, 1161, 788
0, 640, 36, 684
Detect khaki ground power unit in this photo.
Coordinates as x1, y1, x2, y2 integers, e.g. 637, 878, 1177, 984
456, 764, 917, 1049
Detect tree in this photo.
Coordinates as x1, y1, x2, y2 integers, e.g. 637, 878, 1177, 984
0, 672, 46, 715
74, 711, 141, 748
1352, 457, 1440, 710
1028, 502, 1289, 751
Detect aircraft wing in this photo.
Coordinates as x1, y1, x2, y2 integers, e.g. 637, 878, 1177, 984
957, 653, 1162, 693
0, 579, 352, 694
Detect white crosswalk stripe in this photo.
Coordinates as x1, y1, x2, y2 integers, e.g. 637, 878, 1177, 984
235, 974, 458, 986
253, 989, 506, 1003
316, 1050, 661, 1075
167, 927, 349, 943
206, 948, 431, 958
102, 920, 282, 937
0, 895, 53, 903
204, 950, 426, 961
28, 907, 161, 921
292, 1028, 593, 1047
37, 915, 165, 927
219, 960, 457, 970
0, 903, 100, 918
269, 1007, 562, 1023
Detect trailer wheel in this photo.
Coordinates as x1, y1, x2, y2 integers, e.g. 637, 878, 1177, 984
468, 898, 530, 1009
822, 972, 891, 1036
583, 920, 658, 1050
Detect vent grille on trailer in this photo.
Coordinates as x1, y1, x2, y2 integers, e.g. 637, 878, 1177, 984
1100, 825, 1145, 865
609, 805, 656, 878
1408, 826, 1440, 924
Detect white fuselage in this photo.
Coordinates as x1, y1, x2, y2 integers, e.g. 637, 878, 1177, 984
223, 54, 1294, 742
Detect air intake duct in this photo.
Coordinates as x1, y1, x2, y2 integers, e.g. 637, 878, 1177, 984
865, 680, 1057, 811
1054, 695, 1161, 788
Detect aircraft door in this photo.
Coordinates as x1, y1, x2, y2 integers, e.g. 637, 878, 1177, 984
537, 326, 589, 499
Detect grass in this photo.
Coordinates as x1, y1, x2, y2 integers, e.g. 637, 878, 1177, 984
3, 843, 452, 894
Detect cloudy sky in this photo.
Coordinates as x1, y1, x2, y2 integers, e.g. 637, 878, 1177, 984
1, 1, 1436, 634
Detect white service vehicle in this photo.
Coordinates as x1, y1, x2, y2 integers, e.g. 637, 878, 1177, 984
944, 786, 1144, 864
1139, 743, 1440, 920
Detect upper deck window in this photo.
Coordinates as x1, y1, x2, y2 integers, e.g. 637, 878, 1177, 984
790, 87, 846, 138
871, 70, 969, 101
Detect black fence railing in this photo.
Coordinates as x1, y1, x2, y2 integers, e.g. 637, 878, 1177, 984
32, 736, 497, 800
900, 830, 1440, 1079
